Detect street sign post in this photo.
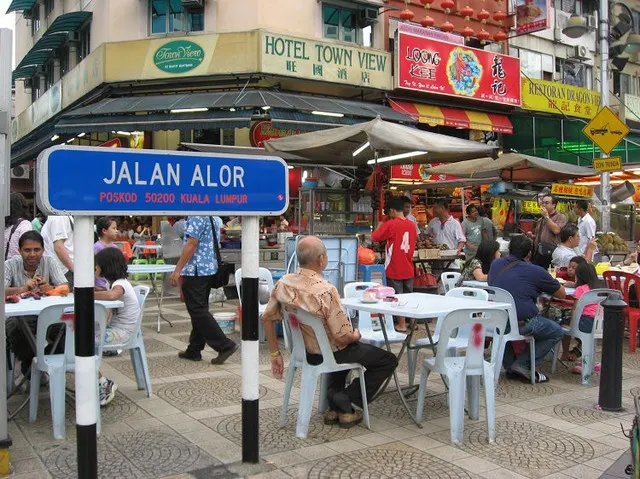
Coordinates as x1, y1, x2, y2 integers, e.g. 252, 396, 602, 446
593, 156, 623, 172
36, 146, 289, 477
582, 107, 630, 154
0, 28, 13, 476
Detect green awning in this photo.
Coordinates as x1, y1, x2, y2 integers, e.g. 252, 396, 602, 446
12, 34, 67, 81
45, 11, 92, 35
6, 0, 36, 14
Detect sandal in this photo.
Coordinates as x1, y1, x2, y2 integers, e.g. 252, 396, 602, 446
533, 371, 550, 383
394, 327, 408, 333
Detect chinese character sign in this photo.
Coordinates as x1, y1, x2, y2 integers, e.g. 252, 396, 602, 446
550, 183, 593, 198
396, 32, 521, 106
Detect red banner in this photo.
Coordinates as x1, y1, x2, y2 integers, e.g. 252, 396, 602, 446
390, 164, 459, 182
250, 121, 301, 148
397, 32, 521, 106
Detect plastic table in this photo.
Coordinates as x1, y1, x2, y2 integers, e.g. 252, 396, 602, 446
341, 293, 510, 425
127, 264, 176, 332
5, 295, 123, 418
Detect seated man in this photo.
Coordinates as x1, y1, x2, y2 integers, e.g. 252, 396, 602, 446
263, 236, 398, 428
5, 231, 68, 377
488, 234, 564, 384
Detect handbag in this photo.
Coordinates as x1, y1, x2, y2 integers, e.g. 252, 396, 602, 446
209, 217, 233, 289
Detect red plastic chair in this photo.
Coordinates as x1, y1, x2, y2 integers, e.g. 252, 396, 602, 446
603, 271, 639, 353
143, 240, 157, 258
113, 242, 134, 263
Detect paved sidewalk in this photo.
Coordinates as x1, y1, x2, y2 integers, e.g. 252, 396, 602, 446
5, 296, 637, 478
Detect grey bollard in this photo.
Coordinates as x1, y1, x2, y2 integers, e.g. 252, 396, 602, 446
598, 292, 627, 412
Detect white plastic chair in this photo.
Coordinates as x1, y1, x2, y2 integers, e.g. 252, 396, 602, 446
103, 285, 151, 397
441, 272, 462, 294
415, 308, 508, 445
551, 288, 616, 385
343, 282, 407, 348
29, 304, 107, 440
469, 285, 536, 386
235, 268, 274, 343
280, 305, 370, 439
406, 287, 489, 386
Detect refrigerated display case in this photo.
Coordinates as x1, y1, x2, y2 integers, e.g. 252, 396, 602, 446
297, 188, 373, 235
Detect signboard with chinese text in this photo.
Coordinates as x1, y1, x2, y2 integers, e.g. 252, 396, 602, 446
521, 78, 600, 119
550, 183, 593, 198
260, 32, 392, 90
515, 0, 550, 34
396, 32, 521, 106
390, 164, 459, 182
593, 157, 623, 172
582, 107, 630, 154
36, 146, 289, 216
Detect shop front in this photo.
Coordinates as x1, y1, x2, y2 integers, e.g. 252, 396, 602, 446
507, 78, 639, 165
10, 30, 404, 167
388, 23, 520, 145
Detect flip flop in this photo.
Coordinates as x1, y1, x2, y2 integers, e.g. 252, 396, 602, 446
533, 371, 549, 383
394, 327, 408, 333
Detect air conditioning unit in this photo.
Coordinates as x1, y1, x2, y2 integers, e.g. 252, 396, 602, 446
181, 0, 203, 7
586, 15, 597, 30
11, 165, 30, 180
358, 7, 379, 24
570, 45, 589, 60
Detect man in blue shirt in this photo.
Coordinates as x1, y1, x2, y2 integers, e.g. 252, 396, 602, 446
488, 235, 565, 383
170, 216, 238, 363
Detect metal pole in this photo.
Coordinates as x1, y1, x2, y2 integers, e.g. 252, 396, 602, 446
600, 0, 611, 233
73, 215, 97, 478
598, 292, 626, 411
0, 28, 14, 475
241, 216, 260, 463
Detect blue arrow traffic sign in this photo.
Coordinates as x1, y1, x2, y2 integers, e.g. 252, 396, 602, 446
36, 146, 289, 216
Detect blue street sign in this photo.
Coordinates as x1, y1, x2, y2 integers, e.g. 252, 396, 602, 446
37, 146, 289, 216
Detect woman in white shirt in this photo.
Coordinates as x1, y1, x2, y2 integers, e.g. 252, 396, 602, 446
4, 193, 33, 260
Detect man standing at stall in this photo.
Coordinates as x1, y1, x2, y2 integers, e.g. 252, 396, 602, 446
402, 196, 420, 236
574, 200, 597, 256
531, 194, 567, 269
372, 197, 417, 332
425, 199, 466, 253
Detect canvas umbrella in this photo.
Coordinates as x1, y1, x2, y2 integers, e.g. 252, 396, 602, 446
264, 117, 497, 165
422, 152, 597, 182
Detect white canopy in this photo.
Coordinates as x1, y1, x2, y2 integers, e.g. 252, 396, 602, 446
423, 153, 597, 182
264, 117, 497, 165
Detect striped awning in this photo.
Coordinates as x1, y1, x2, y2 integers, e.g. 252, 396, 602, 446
389, 99, 513, 134
6, 0, 35, 14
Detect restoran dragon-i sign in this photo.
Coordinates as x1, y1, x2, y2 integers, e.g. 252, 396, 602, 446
396, 31, 521, 106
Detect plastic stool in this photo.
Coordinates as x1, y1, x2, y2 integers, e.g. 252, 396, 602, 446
357, 264, 387, 285
131, 259, 150, 281
153, 259, 166, 280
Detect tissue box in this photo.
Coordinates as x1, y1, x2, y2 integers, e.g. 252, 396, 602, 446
365, 286, 396, 299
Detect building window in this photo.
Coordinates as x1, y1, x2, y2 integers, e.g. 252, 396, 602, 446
44, 0, 54, 17
30, 4, 41, 36
323, 4, 371, 46
509, 48, 553, 81
78, 24, 91, 62
150, 0, 204, 35
559, 60, 590, 89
